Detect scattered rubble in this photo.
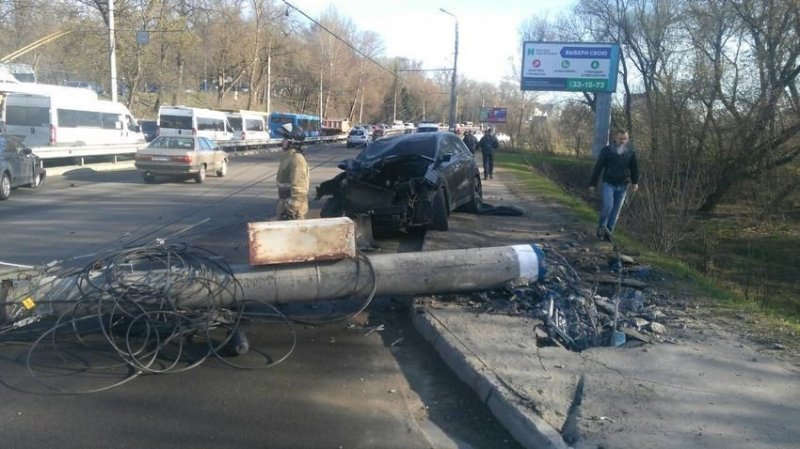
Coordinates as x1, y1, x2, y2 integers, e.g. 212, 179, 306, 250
428, 246, 683, 352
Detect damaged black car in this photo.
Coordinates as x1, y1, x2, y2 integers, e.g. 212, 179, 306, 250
316, 131, 482, 231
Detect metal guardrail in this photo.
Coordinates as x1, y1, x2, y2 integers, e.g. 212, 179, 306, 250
30, 134, 348, 164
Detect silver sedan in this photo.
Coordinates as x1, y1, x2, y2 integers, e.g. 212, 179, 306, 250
134, 135, 228, 183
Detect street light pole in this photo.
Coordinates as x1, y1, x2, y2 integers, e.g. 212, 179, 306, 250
440, 8, 458, 132
108, 0, 118, 102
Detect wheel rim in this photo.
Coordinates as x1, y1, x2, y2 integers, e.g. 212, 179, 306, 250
1, 175, 10, 197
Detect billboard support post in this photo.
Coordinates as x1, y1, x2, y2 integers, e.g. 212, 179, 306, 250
592, 92, 612, 159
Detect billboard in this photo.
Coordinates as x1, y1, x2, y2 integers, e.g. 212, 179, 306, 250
479, 107, 507, 123
520, 42, 620, 93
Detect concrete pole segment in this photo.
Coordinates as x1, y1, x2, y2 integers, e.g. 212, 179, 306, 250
6, 245, 545, 320
232, 244, 545, 302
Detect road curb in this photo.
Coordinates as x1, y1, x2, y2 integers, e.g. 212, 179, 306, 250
410, 305, 570, 449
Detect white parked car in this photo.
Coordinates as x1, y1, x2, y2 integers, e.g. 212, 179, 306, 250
346, 128, 370, 148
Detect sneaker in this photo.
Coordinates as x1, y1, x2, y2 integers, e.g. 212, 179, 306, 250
489, 174, 493, 179
597, 226, 610, 239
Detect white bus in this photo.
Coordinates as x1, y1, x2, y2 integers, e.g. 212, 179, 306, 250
158, 106, 233, 141
2, 92, 144, 147
226, 110, 270, 142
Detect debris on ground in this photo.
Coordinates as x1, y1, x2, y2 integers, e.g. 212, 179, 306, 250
423, 245, 682, 352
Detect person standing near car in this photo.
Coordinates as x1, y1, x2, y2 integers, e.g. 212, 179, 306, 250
463, 130, 478, 155
276, 123, 309, 220
588, 128, 639, 239
478, 127, 499, 179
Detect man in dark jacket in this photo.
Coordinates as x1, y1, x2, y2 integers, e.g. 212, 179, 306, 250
589, 128, 639, 239
478, 128, 499, 179
463, 130, 478, 154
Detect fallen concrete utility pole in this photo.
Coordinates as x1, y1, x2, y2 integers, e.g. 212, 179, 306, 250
232, 243, 546, 303
3, 244, 545, 320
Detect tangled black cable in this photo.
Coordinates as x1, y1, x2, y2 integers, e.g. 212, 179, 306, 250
2, 242, 297, 394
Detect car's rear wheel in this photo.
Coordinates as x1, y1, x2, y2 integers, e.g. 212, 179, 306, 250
28, 172, 43, 189
430, 187, 449, 231
0, 172, 11, 200
142, 173, 157, 183
460, 176, 482, 213
216, 160, 228, 177
195, 165, 206, 183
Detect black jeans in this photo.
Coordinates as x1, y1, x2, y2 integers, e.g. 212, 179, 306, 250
482, 151, 494, 178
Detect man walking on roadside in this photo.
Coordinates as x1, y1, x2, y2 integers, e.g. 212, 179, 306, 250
463, 130, 478, 155
478, 127, 499, 179
589, 128, 639, 239
276, 123, 309, 220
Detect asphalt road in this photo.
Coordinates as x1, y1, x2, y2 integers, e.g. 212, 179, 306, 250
0, 142, 522, 449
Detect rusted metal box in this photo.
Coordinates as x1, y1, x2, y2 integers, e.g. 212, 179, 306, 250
247, 217, 356, 265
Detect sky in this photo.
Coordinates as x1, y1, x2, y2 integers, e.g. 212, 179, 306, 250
288, 0, 573, 85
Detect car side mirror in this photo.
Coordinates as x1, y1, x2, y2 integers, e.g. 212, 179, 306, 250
440, 153, 452, 163
22, 148, 33, 155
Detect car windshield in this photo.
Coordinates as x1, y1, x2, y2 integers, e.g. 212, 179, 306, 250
358, 134, 436, 162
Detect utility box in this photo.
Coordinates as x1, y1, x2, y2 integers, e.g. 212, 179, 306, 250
247, 217, 356, 265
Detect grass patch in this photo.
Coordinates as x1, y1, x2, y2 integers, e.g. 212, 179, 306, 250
495, 151, 800, 330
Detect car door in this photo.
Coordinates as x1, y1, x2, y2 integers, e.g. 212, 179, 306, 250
441, 135, 472, 206
436, 136, 463, 208
2, 138, 30, 187
197, 137, 214, 169
207, 138, 224, 170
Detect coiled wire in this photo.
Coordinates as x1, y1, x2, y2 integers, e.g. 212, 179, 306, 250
4, 242, 297, 394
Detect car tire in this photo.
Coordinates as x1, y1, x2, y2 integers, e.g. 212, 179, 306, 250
430, 187, 449, 231
28, 172, 43, 189
0, 172, 11, 200
460, 176, 483, 213
216, 160, 228, 177
142, 173, 157, 183
195, 165, 206, 183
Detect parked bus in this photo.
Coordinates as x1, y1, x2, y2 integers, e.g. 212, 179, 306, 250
226, 110, 269, 142
268, 112, 320, 139
2, 92, 144, 147
158, 106, 233, 141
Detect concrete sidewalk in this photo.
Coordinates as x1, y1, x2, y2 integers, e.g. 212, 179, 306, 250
411, 172, 800, 449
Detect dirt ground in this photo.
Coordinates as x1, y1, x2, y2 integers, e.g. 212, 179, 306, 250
499, 167, 800, 369
419, 166, 800, 448
510, 157, 800, 368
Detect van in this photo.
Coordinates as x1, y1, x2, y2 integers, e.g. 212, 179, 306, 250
3, 92, 144, 147
226, 110, 269, 141
158, 106, 233, 141
0, 82, 98, 100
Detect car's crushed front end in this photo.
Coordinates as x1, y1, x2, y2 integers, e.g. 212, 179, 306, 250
316, 154, 441, 230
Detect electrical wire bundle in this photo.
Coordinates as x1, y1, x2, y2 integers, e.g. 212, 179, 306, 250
1, 242, 296, 394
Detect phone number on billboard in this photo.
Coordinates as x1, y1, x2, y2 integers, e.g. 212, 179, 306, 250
566, 79, 607, 91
